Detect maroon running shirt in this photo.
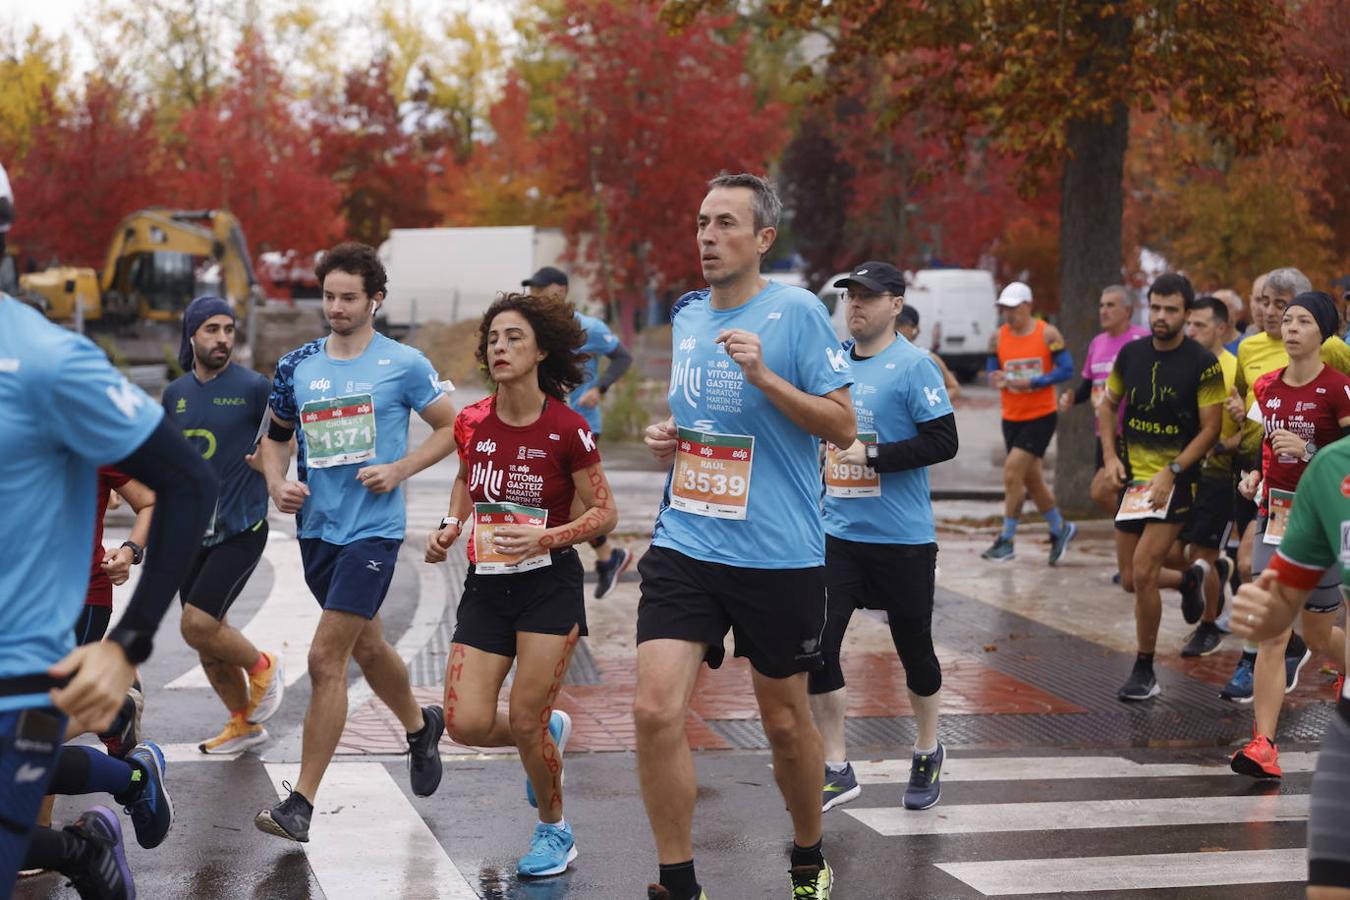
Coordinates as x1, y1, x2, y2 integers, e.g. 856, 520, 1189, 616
1253, 365, 1350, 510
87, 467, 133, 609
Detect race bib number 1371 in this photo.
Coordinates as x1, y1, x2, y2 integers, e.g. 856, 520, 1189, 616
300, 393, 377, 468
671, 427, 754, 520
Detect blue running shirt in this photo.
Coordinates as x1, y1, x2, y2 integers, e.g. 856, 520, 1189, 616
269, 332, 443, 544
822, 336, 953, 545
0, 299, 162, 711
569, 311, 619, 434
163, 363, 270, 544
652, 282, 852, 568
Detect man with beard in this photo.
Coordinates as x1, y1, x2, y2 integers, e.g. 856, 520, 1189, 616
163, 296, 284, 753
1098, 273, 1224, 701
253, 242, 457, 842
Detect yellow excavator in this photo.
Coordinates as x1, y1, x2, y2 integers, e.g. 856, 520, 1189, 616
19, 208, 264, 363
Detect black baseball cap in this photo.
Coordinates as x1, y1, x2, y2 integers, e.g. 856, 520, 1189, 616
522, 266, 569, 288
833, 261, 905, 296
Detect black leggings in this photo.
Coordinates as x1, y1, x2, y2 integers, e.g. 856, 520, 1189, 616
72, 605, 112, 646
809, 537, 942, 697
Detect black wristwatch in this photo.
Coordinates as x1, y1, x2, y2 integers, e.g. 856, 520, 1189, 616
106, 626, 154, 665
439, 516, 462, 531
1167, 461, 1183, 476
1303, 440, 1318, 462
120, 540, 144, 565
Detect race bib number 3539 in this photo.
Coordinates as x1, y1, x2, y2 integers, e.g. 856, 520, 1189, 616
671, 427, 753, 520
300, 393, 377, 468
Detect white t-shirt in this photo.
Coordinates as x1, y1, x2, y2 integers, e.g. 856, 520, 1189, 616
0, 162, 11, 233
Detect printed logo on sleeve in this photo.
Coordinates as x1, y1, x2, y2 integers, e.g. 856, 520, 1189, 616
826, 347, 850, 373
923, 386, 944, 407
107, 379, 148, 421
577, 429, 597, 453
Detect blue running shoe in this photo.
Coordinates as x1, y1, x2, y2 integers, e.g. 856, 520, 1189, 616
517, 821, 577, 877
123, 741, 173, 849
1285, 636, 1311, 694
1048, 521, 1076, 566
903, 742, 945, 810
595, 546, 632, 599
1220, 650, 1257, 703
821, 763, 861, 812
526, 709, 572, 809
981, 537, 1015, 562
65, 806, 135, 900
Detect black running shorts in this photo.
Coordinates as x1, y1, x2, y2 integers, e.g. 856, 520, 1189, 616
636, 545, 827, 679
451, 548, 587, 657
180, 520, 268, 619
1002, 412, 1057, 458
1180, 474, 1233, 549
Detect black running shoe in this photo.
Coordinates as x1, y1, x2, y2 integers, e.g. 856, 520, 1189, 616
408, 705, 445, 797
1181, 621, 1223, 657
1117, 659, 1160, 701
255, 783, 312, 842
1179, 563, 1204, 625
64, 806, 134, 900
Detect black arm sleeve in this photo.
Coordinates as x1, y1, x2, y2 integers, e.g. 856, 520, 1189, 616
108, 417, 218, 635
596, 343, 634, 392
1073, 378, 1092, 405
869, 413, 959, 473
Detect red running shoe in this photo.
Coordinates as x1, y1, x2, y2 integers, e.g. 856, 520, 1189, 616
1230, 733, 1282, 779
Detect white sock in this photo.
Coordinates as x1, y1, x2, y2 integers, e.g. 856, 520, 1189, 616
826, 760, 848, 771
1193, 558, 1211, 577
913, 742, 938, 756
544, 817, 568, 830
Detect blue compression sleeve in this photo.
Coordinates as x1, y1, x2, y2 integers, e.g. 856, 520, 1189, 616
986, 355, 1000, 373
1030, 349, 1074, 388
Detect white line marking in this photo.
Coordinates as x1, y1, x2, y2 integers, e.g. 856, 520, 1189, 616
851, 753, 1319, 784
846, 794, 1308, 836
264, 762, 479, 899
936, 848, 1306, 895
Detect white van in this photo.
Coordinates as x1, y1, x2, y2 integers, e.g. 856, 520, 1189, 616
820, 268, 997, 380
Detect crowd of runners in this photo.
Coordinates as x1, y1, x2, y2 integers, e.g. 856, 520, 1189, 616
2, 171, 1348, 900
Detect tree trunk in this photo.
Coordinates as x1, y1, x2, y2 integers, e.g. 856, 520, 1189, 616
1054, 102, 1130, 517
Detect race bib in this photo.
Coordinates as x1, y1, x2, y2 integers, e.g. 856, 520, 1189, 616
1005, 357, 1044, 381
825, 432, 880, 498
1264, 489, 1294, 545
300, 394, 376, 468
671, 427, 753, 520
1115, 481, 1173, 522
473, 502, 551, 574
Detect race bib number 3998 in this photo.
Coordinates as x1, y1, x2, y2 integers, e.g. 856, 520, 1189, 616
671, 427, 753, 520
825, 432, 880, 498
300, 393, 377, 468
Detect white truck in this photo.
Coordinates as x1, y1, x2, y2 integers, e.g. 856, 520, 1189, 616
377, 226, 589, 334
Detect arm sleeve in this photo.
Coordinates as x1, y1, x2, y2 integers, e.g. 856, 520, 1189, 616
985, 354, 1000, 373
107, 418, 219, 636
869, 414, 958, 473
597, 342, 633, 392
1073, 378, 1093, 405
1029, 349, 1074, 388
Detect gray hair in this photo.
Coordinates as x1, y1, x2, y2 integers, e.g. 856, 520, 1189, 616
707, 172, 782, 233
1265, 267, 1311, 298
1101, 284, 1132, 306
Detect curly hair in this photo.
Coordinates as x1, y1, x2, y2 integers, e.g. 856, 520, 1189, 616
316, 241, 387, 298
477, 292, 587, 399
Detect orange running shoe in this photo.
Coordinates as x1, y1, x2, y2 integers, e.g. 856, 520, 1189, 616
1230, 733, 1281, 779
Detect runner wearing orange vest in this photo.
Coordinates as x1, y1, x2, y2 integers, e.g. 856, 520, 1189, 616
982, 282, 1076, 564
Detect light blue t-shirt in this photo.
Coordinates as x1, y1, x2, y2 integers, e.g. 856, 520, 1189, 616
652, 282, 853, 568
0, 299, 163, 712
569, 311, 619, 434
269, 332, 443, 544
823, 336, 953, 545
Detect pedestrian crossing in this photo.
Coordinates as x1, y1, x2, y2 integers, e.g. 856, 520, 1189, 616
841, 750, 1312, 896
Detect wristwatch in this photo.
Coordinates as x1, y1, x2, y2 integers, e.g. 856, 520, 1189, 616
439, 516, 462, 531
1167, 461, 1183, 476
865, 445, 879, 462
1302, 440, 1318, 462
106, 626, 154, 665
120, 540, 144, 565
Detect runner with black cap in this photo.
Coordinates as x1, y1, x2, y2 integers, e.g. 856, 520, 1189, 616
521, 266, 636, 598
163, 295, 284, 754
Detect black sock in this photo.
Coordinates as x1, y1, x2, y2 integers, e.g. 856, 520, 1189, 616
790, 838, 824, 869
1286, 631, 1307, 659
407, 711, 428, 743
1135, 652, 1155, 669
659, 859, 698, 898
24, 825, 97, 877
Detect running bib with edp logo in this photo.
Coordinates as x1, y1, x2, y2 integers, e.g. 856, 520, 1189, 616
671, 427, 753, 520
300, 394, 376, 468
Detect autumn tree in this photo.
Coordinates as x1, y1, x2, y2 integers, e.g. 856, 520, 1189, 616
0, 26, 69, 159
665, 0, 1323, 511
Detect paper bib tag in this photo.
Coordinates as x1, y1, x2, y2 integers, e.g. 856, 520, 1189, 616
671, 427, 754, 520
824, 432, 880, 498
1115, 481, 1173, 522
300, 394, 377, 468
473, 502, 551, 574
1264, 489, 1294, 546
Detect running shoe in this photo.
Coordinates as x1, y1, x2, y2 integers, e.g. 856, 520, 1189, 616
1230, 733, 1282, 779
981, 537, 1015, 562
99, 686, 143, 760
1285, 634, 1311, 693
594, 546, 632, 599
527, 709, 573, 809
646, 887, 709, 900
246, 651, 285, 724
517, 821, 577, 877
1048, 521, 1076, 566
408, 705, 446, 798
63, 806, 134, 900
821, 763, 861, 812
123, 742, 172, 849
1117, 660, 1160, 701
789, 861, 833, 898
1180, 621, 1223, 658
255, 782, 312, 842
903, 742, 945, 810
1219, 650, 1256, 703
1179, 562, 1205, 625
198, 718, 268, 755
